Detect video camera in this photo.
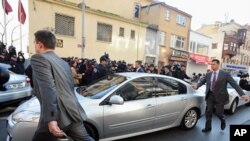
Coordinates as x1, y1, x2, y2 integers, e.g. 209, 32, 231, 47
237, 71, 249, 78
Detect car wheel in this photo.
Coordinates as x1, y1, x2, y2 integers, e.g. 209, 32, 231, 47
84, 123, 99, 141
228, 99, 237, 115
181, 108, 198, 129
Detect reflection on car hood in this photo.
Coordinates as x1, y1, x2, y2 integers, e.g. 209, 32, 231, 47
7, 73, 26, 83
14, 93, 92, 114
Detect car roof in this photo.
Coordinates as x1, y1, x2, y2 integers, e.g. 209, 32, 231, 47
116, 72, 188, 84
117, 72, 163, 78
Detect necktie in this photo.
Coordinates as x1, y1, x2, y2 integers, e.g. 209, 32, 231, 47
211, 72, 217, 92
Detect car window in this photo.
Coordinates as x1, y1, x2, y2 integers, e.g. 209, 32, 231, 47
155, 77, 187, 96
115, 77, 155, 101
78, 75, 127, 99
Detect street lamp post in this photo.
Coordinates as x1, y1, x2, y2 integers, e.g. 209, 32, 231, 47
82, 0, 86, 58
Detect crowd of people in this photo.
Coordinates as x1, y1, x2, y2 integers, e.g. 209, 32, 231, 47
1, 41, 206, 87
62, 53, 206, 86
0, 41, 25, 74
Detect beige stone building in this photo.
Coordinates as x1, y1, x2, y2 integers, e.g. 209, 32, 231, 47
28, 0, 154, 64
141, 2, 192, 67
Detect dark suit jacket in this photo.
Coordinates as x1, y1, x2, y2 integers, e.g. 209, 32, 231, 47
197, 70, 245, 103
136, 67, 144, 73
31, 51, 85, 131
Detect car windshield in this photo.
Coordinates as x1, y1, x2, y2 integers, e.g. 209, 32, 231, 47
78, 75, 127, 99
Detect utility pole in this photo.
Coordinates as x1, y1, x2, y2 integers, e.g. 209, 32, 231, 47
81, 0, 86, 58
3, 0, 7, 45
11, 25, 20, 45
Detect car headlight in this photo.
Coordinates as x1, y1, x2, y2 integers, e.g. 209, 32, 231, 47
12, 110, 40, 124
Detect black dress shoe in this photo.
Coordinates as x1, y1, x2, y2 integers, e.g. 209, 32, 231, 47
221, 120, 226, 130
202, 128, 211, 132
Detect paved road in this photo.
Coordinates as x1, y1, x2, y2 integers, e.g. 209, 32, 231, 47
1, 106, 250, 141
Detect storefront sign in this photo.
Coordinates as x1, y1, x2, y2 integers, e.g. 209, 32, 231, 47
189, 53, 210, 64
172, 50, 189, 59
221, 63, 249, 71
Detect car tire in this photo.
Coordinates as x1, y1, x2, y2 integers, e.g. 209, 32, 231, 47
84, 123, 99, 141
181, 108, 198, 130
228, 99, 238, 115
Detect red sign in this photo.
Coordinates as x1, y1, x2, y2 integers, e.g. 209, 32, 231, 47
189, 53, 210, 64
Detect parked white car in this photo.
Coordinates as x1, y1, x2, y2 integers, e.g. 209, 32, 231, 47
197, 77, 250, 114
0, 63, 32, 108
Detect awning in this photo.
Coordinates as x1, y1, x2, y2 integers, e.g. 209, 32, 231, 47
189, 53, 210, 64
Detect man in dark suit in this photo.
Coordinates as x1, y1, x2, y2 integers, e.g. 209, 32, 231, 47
31, 30, 94, 141
193, 59, 249, 132
135, 60, 144, 72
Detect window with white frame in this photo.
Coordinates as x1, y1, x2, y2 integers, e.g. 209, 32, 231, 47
177, 15, 186, 25
134, 3, 140, 18
160, 32, 166, 46
165, 10, 170, 21
170, 34, 185, 49
97, 23, 112, 42
190, 41, 196, 53
197, 43, 208, 55
55, 13, 75, 36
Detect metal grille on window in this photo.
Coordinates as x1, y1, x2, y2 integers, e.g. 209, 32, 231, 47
97, 23, 112, 42
55, 14, 75, 36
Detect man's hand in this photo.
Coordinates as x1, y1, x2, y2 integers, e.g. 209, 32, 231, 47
241, 95, 249, 102
48, 121, 65, 137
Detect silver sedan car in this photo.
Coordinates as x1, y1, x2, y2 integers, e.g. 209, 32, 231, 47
6, 73, 205, 141
0, 63, 32, 108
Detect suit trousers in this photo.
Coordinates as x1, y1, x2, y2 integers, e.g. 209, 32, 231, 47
32, 122, 94, 141
205, 92, 225, 129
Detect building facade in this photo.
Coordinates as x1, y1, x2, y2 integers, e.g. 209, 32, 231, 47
141, 2, 192, 68
186, 30, 211, 76
197, 20, 249, 74
28, 0, 153, 64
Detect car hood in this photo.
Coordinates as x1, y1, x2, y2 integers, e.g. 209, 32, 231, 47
13, 93, 93, 114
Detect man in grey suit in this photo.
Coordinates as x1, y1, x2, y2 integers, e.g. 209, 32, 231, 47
31, 30, 94, 141
193, 59, 249, 132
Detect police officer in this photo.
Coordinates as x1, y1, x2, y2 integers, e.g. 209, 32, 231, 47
93, 55, 108, 81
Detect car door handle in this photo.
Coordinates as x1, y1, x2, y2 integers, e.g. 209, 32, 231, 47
146, 104, 154, 108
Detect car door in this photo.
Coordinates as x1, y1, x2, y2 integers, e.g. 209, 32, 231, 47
103, 77, 156, 138
154, 77, 188, 128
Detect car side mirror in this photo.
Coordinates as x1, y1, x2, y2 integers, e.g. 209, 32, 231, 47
109, 95, 124, 105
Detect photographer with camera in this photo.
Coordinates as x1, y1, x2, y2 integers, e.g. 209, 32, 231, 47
16, 51, 25, 74
172, 64, 191, 81
238, 71, 250, 91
